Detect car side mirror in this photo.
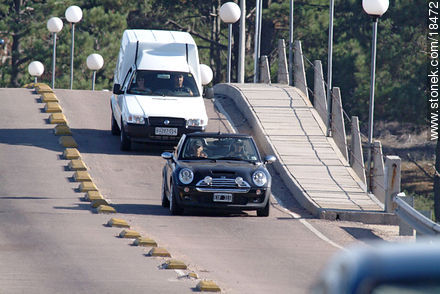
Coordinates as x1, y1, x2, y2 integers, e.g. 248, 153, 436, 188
264, 155, 276, 164
113, 83, 123, 95
204, 87, 214, 99
161, 152, 173, 160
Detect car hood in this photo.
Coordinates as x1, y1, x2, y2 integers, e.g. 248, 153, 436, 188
134, 95, 208, 122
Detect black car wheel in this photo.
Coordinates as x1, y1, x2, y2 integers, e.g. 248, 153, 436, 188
257, 199, 270, 217
111, 110, 120, 136
169, 181, 183, 215
161, 170, 170, 208
120, 120, 131, 151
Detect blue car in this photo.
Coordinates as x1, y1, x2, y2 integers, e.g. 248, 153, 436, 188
313, 238, 440, 294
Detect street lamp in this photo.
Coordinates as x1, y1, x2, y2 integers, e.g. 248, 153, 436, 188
219, 2, 241, 83
28, 61, 44, 85
65, 5, 82, 90
86, 53, 104, 91
363, 0, 389, 192
47, 17, 63, 89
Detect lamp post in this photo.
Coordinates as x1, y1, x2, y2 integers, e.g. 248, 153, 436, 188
28, 61, 44, 85
219, 2, 241, 83
47, 17, 63, 89
363, 0, 389, 192
253, 0, 263, 83
326, 0, 334, 137
86, 53, 104, 91
65, 5, 82, 90
237, 0, 246, 83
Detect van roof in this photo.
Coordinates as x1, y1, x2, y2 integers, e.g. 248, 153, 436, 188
123, 29, 196, 45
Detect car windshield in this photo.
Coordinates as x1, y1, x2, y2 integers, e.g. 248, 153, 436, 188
127, 70, 200, 97
180, 136, 260, 162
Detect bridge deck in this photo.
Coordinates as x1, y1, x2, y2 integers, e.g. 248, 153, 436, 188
215, 83, 383, 212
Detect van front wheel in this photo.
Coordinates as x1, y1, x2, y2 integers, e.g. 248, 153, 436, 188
120, 121, 131, 151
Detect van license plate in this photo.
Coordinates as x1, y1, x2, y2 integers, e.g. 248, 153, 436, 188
155, 127, 178, 136
213, 193, 233, 202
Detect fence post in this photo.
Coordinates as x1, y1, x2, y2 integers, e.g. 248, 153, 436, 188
313, 60, 327, 129
259, 55, 271, 84
384, 155, 401, 212
293, 40, 309, 101
277, 39, 289, 85
331, 87, 348, 161
372, 140, 385, 203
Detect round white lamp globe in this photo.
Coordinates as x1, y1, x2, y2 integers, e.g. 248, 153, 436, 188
200, 64, 213, 85
65, 5, 83, 23
219, 2, 241, 24
86, 54, 104, 71
47, 17, 63, 33
362, 0, 389, 17
28, 61, 45, 77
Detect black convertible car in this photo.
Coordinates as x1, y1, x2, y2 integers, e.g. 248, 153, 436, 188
160, 132, 276, 216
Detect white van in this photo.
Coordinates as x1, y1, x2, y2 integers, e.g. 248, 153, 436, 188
110, 29, 212, 150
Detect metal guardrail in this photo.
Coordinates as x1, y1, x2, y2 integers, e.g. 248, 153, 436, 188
394, 195, 440, 236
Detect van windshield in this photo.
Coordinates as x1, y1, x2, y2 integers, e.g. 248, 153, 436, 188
127, 70, 200, 97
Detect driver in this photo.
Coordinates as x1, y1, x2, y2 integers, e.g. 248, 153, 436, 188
192, 140, 207, 158
173, 74, 193, 96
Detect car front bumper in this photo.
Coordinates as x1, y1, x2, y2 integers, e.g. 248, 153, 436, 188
173, 185, 270, 211
124, 123, 204, 144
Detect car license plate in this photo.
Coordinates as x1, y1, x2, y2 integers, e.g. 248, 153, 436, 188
155, 127, 178, 136
213, 193, 233, 203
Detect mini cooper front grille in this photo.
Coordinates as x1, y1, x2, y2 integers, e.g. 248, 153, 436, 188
195, 178, 251, 193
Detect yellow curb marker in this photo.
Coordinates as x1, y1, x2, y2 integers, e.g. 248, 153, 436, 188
68, 159, 87, 171
59, 136, 78, 148
133, 237, 157, 247
44, 102, 62, 113
91, 199, 109, 208
107, 218, 130, 228
49, 113, 67, 124
41, 93, 58, 102
79, 181, 98, 192
148, 247, 171, 257
196, 280, 221, 292
73, 170, 92, 182
63, 148, 81, 159
96, 205, 116, 214
54, 125, 72, 136
188, 272, 198, 279
85, 190, 104, 201
163, 259, 187, 270
119, 229, 141, 239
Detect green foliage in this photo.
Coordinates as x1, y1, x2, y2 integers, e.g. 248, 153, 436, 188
0, 0, 427, 125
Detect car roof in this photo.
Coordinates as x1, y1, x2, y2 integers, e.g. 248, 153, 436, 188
185, 132, 253, 139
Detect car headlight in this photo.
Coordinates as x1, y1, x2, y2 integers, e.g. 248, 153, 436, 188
252, 171, 267, 187
126, 114, 145, 124
179, 168, 194, 184
186, 119, 206, 127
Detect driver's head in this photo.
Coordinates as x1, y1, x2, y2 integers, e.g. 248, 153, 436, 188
174, 74, 184, 87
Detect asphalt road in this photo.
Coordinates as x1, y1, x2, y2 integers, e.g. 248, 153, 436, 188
0, 88, 401, 294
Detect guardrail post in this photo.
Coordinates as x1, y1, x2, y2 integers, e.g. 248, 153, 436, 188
259, 55, 271, 84
331, 87, 349, 161
313, 60, 327, 130
277, 39, 289, 84
384, 155, 401, 212
372, 140, 385, 203
293, 40, 309, 101
398, 195, 414, 236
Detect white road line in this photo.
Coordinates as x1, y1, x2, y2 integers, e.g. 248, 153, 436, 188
272, 196, 344, 250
